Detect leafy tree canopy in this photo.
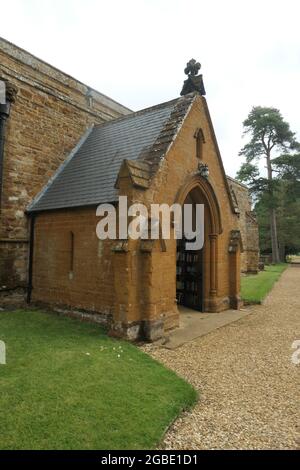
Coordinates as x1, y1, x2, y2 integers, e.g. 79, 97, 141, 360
239, 106, 297, 162
236, 106, 299, 260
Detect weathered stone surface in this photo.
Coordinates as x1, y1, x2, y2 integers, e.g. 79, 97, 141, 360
142, 319, 165, 342
0, 286, 26, 308
227, 176, 259, 273
0, 37, 130, 297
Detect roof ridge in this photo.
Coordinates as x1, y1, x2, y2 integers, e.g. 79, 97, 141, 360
0, 36, 132, 113
94, 93, 197, 129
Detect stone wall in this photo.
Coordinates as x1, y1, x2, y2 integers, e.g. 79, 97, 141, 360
227, 176, 259, 273
0, 37, 130, 304
31, 208, 114, 319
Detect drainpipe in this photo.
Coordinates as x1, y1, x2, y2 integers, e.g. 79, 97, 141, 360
0, 79, 17, 208
0, 102, 10, 206
27, 213, 36, 304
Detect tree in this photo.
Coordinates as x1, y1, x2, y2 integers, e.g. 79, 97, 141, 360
238, 106, 297, 263
255, 179, 300, 259
272, 153, 300, 196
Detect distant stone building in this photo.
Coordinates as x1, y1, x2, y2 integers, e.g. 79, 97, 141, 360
227, 176, 259, 273
0, 44, 259, 340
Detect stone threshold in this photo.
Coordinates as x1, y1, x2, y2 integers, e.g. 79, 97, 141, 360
159, 305, 254, 349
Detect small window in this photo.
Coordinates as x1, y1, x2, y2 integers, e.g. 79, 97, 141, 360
69, 231, 74, 275
194, 128, 205, 160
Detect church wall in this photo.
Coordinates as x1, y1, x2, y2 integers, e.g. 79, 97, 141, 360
0, 38, 130, 304
227, 177, 259, 273
31, 208, 114, 321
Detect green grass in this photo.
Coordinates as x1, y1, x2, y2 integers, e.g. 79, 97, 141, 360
0, 310, 197, 450
241, 263, 287, 304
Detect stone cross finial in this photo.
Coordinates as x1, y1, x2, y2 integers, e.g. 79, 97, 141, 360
184, 59, 201, 77
180, 59, 206, 96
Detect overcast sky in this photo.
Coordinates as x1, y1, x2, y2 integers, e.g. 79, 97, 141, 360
1, 0, 299, 176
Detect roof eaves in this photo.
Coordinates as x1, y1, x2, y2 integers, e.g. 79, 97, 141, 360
115, 159, 151, 190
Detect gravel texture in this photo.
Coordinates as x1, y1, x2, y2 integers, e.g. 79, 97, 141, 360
142, 266, 300, 449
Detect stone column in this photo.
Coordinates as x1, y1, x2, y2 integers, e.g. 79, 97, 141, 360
207, 233, 218, 311
228, 230, 243, 309
110, 239, 141, 340
209, 233, 217, 296
139, 240, 165, 341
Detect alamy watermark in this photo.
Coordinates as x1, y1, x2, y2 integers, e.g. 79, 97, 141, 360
96, 196, 205, 250
291, 340, 300, 365
0, 80, 6, 104
0, 340, 6, 365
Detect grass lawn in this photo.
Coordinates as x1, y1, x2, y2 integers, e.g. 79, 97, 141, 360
0, 310, 197, 450
241, 263, 287, 304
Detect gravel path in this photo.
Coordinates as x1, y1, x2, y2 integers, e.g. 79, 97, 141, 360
142, 266, 300, 449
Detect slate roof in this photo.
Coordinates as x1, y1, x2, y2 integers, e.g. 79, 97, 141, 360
28, 93, 196, 212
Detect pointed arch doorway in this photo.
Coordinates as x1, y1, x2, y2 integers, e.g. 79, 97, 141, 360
175, 176, 222, 313
176, 190, 204, 311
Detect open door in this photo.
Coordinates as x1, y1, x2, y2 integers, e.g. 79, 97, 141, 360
176, 237, 203, 311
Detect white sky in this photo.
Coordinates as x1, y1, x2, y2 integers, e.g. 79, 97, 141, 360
1, 0, 299, 176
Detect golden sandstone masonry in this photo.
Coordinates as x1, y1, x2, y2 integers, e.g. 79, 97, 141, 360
227, 177, 259, 273
0, 42, 259, 340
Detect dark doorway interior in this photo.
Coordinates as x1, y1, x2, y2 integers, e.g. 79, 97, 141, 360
176, 237, 203, 311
